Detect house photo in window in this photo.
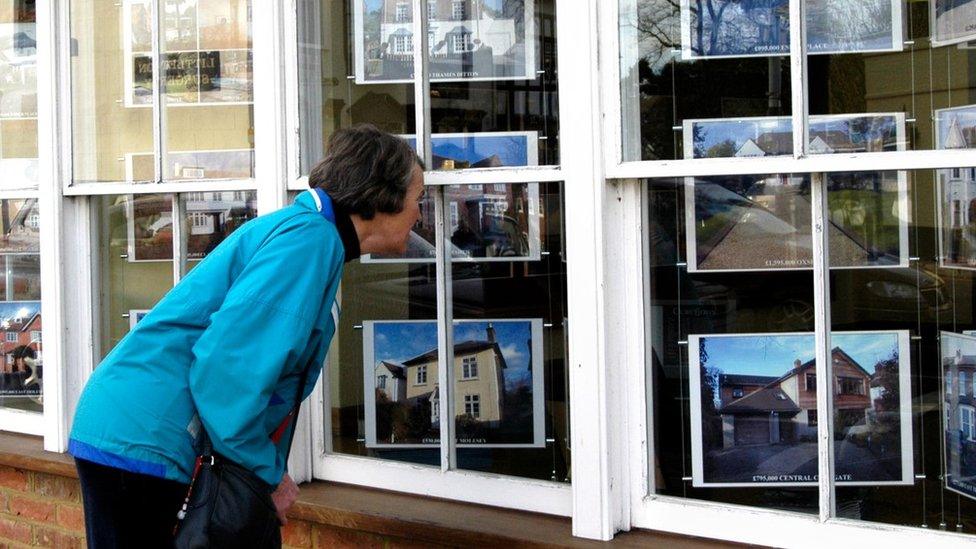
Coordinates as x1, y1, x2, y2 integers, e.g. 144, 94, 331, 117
362, 319, 546, 448
353, 0, 537, 83
689, 331, 913, 487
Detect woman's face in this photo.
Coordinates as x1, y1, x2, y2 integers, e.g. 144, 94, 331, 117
374, 165, 425, 255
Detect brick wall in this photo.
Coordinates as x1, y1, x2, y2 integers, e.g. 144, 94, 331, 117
0, 464, 440, 549
0, 464, 85, 548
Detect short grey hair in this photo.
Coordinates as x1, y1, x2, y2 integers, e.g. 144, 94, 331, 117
308, 124, 424, 220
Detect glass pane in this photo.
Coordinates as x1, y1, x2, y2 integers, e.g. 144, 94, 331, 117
71, 1, 154, 183
298, 0, 415, 174
824, 166, 976, 537
0, 198, 40, 413
805, 0, 976, 154
71, 1, 254, 184
181, 190, 257, 273
163, 0, 254, 181
427, 0, 559, 168
321, 186, 438, 465
0, 2, 37, 188
619, 0, 792, 162
450, 182, 569, 481
646, 176, 818, 513
94, 194, 174, 359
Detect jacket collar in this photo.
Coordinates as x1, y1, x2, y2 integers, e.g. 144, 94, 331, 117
296, 190, 361, 263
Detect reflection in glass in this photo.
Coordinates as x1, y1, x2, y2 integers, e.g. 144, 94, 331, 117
0, 196, 39, 413
299, 0, 557, 173
451, 182, 569, 481
366, 182, 539, 263
182, 190, 257, 272
94, 194, 174, 358
354, 0, 535, 83
71, 0, 253, 183
0, 1, 37, 187
647, 176, 819, 513
0, 301, 42, 413
329, 226, 439, 466
687, 173, 907, 272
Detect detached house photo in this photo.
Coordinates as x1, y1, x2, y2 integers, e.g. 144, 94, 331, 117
365, 319, 542, 448
692, 331, 911, 486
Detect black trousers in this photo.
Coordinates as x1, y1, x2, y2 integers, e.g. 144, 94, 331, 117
75, 458, 189, 549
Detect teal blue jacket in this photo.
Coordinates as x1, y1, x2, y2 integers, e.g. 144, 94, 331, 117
69, 190, 347, 486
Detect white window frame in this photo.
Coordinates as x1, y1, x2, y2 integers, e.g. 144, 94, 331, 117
63, 0, 259, 193
30, 0, 976, 545
605, 0, 976, 545
45, 0, 287, 466
0, 0, 58, 439
295, 0, 575, 527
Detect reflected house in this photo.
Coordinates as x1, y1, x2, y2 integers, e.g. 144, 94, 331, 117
378, 0, 517, 74
734, 127, 889, 159
401, 324, 507, 427
945, 350, 976, 485
718, 348, 872, 448
374, 360, 407, 403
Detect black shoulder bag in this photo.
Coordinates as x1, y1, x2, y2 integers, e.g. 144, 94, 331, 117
173, 363, 312, 549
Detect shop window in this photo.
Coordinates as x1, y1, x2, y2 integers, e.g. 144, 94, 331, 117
91, 192, 256, 360
0, 199, 41, 415
71, 0, 255, 183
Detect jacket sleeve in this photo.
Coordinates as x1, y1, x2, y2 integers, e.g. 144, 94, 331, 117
187, 217, 342, 486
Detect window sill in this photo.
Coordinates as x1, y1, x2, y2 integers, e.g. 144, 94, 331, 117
0, 431, 743, 547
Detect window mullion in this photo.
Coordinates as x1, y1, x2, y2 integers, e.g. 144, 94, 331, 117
789, 0, 808, 160
410, 0, 455, 471
151, 0, 167, 183
172, 196, 186, 285
434, 186, 456, 472
411, 0, 432, 164
811, 172, 836, 523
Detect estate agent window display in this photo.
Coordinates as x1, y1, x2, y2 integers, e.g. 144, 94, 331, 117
621, 0, 976, 542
